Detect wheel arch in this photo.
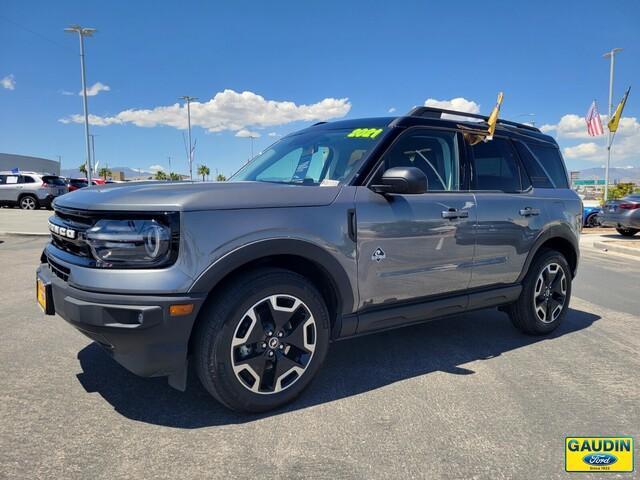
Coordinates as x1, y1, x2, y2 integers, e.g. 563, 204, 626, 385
517, 225, 579, 282
188, 239, 355, 341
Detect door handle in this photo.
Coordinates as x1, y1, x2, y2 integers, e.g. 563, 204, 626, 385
519, 207, 540, 217
442, 209, 469, 219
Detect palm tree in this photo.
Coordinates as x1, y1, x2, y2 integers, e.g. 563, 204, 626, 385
169, 172, 181, 181
216, 173, 226, 182
79, 163, 88, 179
197, 164, 210, 182
98, 167, 112, 180
154, 170, 168, 180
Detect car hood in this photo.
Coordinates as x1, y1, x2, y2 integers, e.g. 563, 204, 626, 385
54, 181, 343, 212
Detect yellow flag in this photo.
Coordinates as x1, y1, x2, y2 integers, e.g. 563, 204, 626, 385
608, 87, 630, 133
486, 92, 504, 140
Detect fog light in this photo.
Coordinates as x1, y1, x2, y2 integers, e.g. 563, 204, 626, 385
169, 304, 194, 316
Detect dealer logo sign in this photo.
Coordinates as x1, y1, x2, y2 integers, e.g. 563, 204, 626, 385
565, 437, 634, 472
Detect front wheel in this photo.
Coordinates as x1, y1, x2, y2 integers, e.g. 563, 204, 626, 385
194, 268, 330, 412
616, 227, 639, 237
507, 249, 572, 335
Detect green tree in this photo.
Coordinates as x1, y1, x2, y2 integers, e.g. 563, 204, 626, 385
606, 182, 637, 201
154, 170, 168, 180
197, 164, 210, 181
78, 163, 88, 179
169, 172, 181, 181
98, 167, 112, 180
216, 173, 226, 182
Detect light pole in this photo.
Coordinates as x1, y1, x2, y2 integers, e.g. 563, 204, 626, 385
65, 25, 96, 185
179, 95, 197, 181
89, 134, 98, 175
603, 47, 623, 202
167, 155, 172, 173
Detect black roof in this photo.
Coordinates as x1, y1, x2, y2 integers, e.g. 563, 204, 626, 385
303, 107, 556, 145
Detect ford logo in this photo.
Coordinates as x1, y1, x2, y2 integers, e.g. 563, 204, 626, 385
583, 453, 618, 466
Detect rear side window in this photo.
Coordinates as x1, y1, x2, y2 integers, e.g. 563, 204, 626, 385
470, 138, 526, 192
20, 175, 36, 184
42, 176, 66, 186
515, 141, 569, 189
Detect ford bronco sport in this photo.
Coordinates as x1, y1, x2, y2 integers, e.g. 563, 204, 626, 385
36, 106, 581, 412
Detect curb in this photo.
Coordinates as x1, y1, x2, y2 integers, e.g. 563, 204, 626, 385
0, 231, 50, 237
593, 241, 640, 258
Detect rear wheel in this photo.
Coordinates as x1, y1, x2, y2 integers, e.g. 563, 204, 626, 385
616, 227, 639, 237
19, 195, 39, 210
194, 268, 330, 412
507, 249, 572, 335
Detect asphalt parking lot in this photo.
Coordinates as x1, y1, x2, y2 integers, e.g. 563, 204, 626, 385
1, 234, 638, 479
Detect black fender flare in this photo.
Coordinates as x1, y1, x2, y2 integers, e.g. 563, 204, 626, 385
516, 224, 579, 283
188, 238, 355, 315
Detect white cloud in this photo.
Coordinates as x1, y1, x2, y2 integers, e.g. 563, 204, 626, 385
1, 74, 16, 90
388, 107, 396, 113
59, 89, 351, 133
542, 112, 640, 164
60, 89, 75, 96
81, 82, 110, 97
235, 129, 261, 138
267, 132, 279, 137
424, 97, 481, 121
149, 164, 165, 172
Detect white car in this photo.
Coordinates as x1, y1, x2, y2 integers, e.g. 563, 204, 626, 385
0, 171, 68, 210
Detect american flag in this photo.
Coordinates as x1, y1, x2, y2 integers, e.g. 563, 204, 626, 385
585, 101, 604, 136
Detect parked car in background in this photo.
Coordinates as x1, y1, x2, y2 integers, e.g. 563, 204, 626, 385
0, 171, 68, 209
67, 178, 107, 192
582, 201, 601, 228
599, 194, 640, 236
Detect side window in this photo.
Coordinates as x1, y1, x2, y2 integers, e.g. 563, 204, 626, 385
380, 129, 460, 191
470, 138, 525, 192
0, 175, 6, 184
21, 175, 36, 184
524, 143, 569, 189
5, 175, 19, 185
513, 141, 554, 188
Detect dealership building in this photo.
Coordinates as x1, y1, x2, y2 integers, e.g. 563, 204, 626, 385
0, 153, 60, 175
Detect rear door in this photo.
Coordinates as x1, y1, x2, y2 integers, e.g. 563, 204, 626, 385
468, 137, 545, 288
355, 127, 476, 315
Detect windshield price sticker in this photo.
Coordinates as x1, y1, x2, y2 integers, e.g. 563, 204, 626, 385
347, 128, 384, 139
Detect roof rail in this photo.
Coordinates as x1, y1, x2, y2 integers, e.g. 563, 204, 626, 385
406, 106, 540, 133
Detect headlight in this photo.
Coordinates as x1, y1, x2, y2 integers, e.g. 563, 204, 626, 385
85, 218, 175, 268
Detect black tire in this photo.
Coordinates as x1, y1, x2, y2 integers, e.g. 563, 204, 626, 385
506, 249, 572, 335
19, 195, 39, 210
586, 213, 599, 228
194, 268, 330, 412
616, 227, 639, 237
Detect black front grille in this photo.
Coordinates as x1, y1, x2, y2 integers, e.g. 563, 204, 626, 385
49, 206, 95, 258
47, 256, 70, 281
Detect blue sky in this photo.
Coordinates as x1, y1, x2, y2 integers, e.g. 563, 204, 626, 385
1, 0, 639, 176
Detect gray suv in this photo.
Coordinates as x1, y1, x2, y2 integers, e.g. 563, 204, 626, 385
0, 171, 68, 209
36, 107, 581, 412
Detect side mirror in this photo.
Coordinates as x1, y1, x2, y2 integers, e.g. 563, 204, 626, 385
371, 167, 428, 195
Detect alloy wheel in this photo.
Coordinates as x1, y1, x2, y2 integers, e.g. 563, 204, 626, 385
20, 197, 36, 210
533, 262, 567, 323
230, 294, 317, 394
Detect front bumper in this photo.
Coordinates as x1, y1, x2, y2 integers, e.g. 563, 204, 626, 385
37, 262, 206, 382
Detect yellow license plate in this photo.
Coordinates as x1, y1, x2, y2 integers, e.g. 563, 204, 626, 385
37, 278, 47, 311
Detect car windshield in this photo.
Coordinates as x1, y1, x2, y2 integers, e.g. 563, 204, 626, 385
230, 127, 386, 185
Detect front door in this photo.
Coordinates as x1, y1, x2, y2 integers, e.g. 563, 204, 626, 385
355, 127, 476, 314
